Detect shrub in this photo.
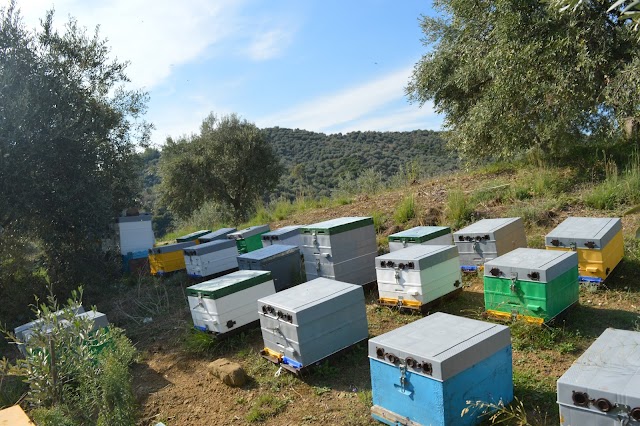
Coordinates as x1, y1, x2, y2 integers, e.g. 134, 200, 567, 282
444, 189, 474, 228
370, 211, 388, 233
394, 195, 417, 225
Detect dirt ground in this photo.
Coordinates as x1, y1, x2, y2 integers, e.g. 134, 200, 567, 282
108, 168, 640, 426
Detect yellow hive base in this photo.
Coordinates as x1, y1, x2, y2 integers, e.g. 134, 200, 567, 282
546, 231, 624, 281
378, 297, 422, 309
149, 251, 187, 275
485, 310, 544, 325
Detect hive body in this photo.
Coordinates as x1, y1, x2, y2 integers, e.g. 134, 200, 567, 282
228, 225, 270, 254
184, 239, 239, 279
149, 241, 196, 275
238, 245, 303, 292
261, 225, 304, 248
388, 226, 453, 252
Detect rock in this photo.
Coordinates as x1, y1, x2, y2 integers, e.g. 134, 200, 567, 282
208, 358, 248, 387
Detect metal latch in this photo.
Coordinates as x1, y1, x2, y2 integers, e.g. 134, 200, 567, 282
510, 272, 518, 293
394, 268, 401, 286
569, 242, 577, 251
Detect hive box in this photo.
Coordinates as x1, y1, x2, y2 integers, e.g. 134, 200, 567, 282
454, 217, 527, 271
121, 249, 149, 274
14, 305, 85, 344
557, 328, 640, 425
546, 217, 624, 283
149, 241, 196, 276
300, 217, 377, 286
198, 227, 237, 244
238, 245, 303, 292
228, 225, 270, 254
369, 312, 513, 426
258, 278, 368, 370
116, 214, 155, 255
376, 245, 461, 310
261, 225, 304, 248
388, 226, 453, 252
483, 248, 579, 324
176, 229, 211, 243
186, 270, 276, 334
184, 239, 239, 279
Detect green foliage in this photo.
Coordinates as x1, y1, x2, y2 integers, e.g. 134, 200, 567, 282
510, 321, 579, 353
445, 189, 474, 229
552, 0, 640, 31
370, 211, 388, 233
407, 0, 640, 161
0, 4, 149, 293
394, 195, 418, 225
159, 113, 283, 223
584, 151, 640, 210
246, 394, 289, 423
462, 398, 542, 426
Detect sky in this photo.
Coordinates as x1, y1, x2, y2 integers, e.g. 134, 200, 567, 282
7, 0, 443, 145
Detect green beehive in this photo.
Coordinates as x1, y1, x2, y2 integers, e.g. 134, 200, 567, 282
228, 225, 270, 254
483, 248, 579, 324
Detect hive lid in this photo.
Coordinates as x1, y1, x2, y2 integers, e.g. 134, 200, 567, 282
176, 230, 211, 242
116, 214, 152, 223
198, 228, 237, 243
301, 217, 373, 235
258, 278, 361, 311
228, 225, 270, 239
557, 328, 640, 410
238, 244, 299, 261
545, 217, 622, 250
183, 239, 236, 256
187, 270, 273, 299
149, 241, 196, 254
388, 226, 451, 243
261, 225, 304, 240
376, 245, 458, 270
454, 218, 522, 236
368, 312, 510, 381
483, 248, 578, 283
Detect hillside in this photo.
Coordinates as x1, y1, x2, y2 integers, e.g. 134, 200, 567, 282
92, 162, 640, 426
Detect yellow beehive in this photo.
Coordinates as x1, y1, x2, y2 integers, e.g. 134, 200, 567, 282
149, 241, 196, 276
545, 217, 623, 283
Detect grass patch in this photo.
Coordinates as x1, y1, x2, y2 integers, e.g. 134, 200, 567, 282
444, 189, 474, 229
370, 210, 388, 233
246, 394, 289, 423
510, 321, 580, 353
393, 195, 417, 225
584, 151, 640, 210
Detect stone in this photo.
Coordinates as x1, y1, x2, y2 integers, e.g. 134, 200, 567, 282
208, 358, 247, 387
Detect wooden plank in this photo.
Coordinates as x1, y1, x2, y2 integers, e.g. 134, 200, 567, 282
0, 406, 35, 426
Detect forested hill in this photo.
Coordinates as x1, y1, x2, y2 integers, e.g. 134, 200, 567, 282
263, 127, 458, 199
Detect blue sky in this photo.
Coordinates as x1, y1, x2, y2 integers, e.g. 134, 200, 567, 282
10, 0, 442, 145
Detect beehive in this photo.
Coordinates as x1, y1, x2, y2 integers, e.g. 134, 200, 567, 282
300, 217, 377, 286
14, 305, 85, 344
545, 217, 623, 283
483, 248, 579, 324
453, 217, 527, 271
198, 227, 237, 244
376, 245, 461, 309
186, 270, 276, 334
176, 229, 211, 243
228, 225, 270, 254
557, 328, 640, 425
149, 241, 195, 276
183, 239, 239, 279
258, 278, 368, 370
261, 225, 304, 248
121, 249, 149, 274
387, 226, 453, 252
369, 312, 513, 426
238, 245, 303, 292
116, 214, 155, 255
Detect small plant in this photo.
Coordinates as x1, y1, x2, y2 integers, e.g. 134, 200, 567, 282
444, 189, 473, 228
183, 328, 217, 354
246, 394, 289, 423
370, 210, 388, 233
394, 195, 417, 225
357, 389, 372, 407
462, 398, 543, 425
313, 386, 331, 396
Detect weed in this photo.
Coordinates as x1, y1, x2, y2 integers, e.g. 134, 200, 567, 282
313, 386, 331, 396
246, 394, 289, 423
444, 189, 474, 228
394, 195, 417, 225
183, 329, 216, 354
462, 397, 547, 426
510, 321, 579, 352
357, 389, 372, 407
370, 210, 388, 233
312, 360, 339, 378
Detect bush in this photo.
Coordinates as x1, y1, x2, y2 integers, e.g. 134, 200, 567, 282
444, 189, 474, 228
394, 195, 417, 225
370, 211, 388, 233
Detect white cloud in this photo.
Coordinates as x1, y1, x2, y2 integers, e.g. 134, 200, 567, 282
246, 27, 292, 61
331, 103, 442, 133
256, 66, 418, 131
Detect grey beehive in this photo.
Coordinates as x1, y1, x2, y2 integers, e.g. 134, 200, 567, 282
261, 225, 304, 248
198, 228, 237, 243
258, 278, 368, 369
484, 248, 578, 283
238, 244, 303, 292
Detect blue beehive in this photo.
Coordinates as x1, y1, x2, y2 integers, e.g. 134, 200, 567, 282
368, 312, 513, 426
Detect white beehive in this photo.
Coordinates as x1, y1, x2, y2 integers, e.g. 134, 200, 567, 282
116, 214, 155, 255
376, 245, 461, 309
261, 225, 304, 248
183, 239, 239, 279
186, 270, 276, 334
388, 226, 453, 252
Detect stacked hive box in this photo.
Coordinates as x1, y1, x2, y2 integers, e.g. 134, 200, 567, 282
545, 217, 624, 283
238, 245, 303, 292
387, 226, 453, 252
184, 239, 239, 279
176, 229, 210, 243
557, 328, 640, 425
228, 225, 270, 254
300, 217, 377, 286
375, 245, 462, 310
149, 241, 195, 276
483, 248, 579, 324
454, 217, 527, 271
186, 270, 276, 334
258, 278, 368, 371
261, 225, 304, 248
198, 227, 237, 243
116, 214, 155, 273
368, 313, 513, 426
14, 305, 84, 344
